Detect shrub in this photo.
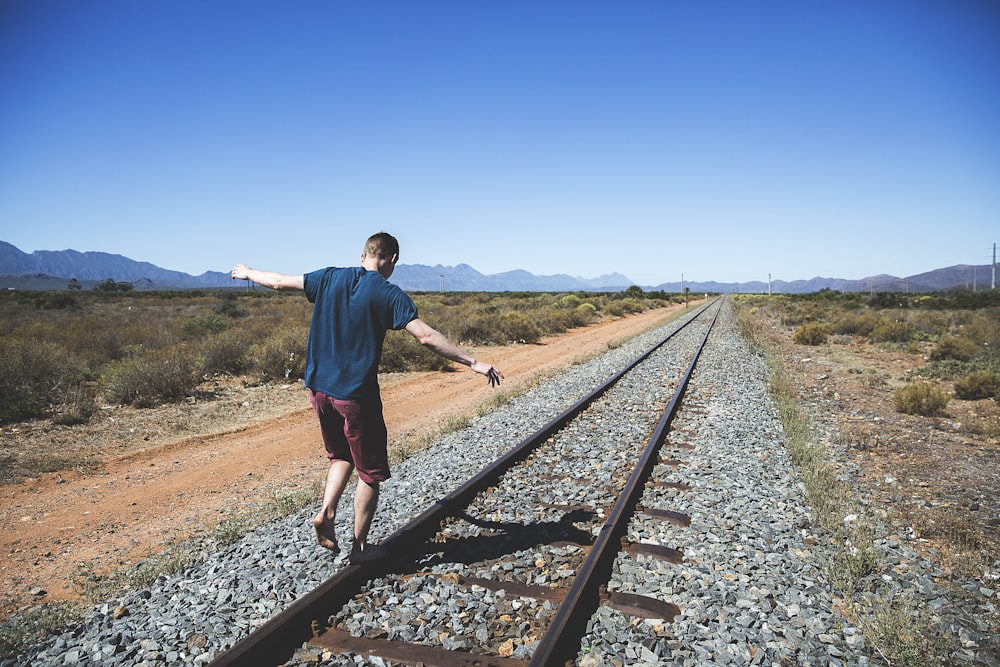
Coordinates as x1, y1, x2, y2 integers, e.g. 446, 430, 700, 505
196, 328, 253, 376
604, 298, 644, 318
214, 293, 248, 318
102, 346, 197, 407
380, 331, 451, 373
0, 339, 83, 423
792, 322, 830, 346
51, 384, 97, 426
953, 371, 1000, 401
558, 294, 583, 309
496, 311, 542, 344
247, 324, 308, 382
183, 314, 229, 339
830, 312, 880, 337
893, 382, 950, 417
573, 303, 597, 325
930, 336, 979, 362
870, 320, 916, 343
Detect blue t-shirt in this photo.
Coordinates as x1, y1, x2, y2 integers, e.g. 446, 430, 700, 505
302, 266, 418, 401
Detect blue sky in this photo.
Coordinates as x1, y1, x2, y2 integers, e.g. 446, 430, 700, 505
1, 1, 998, 287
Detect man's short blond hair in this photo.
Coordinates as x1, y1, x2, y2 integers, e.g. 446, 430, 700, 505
364, 232, 400, 260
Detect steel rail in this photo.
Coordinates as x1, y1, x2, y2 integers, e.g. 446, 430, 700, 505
208, 300, 716, 667
527, 298, 722, 667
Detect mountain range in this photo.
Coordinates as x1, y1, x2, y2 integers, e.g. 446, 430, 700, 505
0, 241, 995, 294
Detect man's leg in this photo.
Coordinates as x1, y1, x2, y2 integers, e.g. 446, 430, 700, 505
312, 459, 354, 552
352, 478, 380, 547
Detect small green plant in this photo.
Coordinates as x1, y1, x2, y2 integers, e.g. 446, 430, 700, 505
0, 603, 84, 659
857, 594, 960, 666
893, 382, 950, 416
953, 370, 1000, 401
792, 322, 830, 345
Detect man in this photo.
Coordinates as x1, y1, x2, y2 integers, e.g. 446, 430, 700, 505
231, 232, 503, 563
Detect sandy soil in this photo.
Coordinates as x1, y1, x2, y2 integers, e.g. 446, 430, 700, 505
0, 305, 691, 622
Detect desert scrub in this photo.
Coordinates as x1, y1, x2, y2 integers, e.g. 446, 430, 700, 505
603, 297, 644, 318
380, 330, 452, 373
869, 319, 916, 343
830, 311, 880, 337
953, 371, 1000, 401
893, 382, 950, 416
195, 327, 254, 376
930, 336, 980, 362
496, 311, 543, 343
0, 338, 83, 423
247, 323, 308, 382
792, 322, 830, 345
101, 345, 197, 407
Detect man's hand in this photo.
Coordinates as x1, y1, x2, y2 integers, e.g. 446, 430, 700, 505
231, 264, 251, 281
471, 360, 503, 387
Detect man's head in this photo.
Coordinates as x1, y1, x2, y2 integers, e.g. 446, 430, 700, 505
361, 232, 400, 278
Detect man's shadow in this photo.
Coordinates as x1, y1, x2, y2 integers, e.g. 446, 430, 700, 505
384, 507, 597, 573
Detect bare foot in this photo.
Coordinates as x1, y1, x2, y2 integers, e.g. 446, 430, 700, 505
312, 514, 340, 553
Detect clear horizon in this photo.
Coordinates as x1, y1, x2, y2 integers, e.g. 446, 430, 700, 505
1, 2, 998, 286
3, 237, 994, 288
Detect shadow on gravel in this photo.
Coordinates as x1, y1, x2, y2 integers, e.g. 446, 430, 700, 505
382, 508, 596, 573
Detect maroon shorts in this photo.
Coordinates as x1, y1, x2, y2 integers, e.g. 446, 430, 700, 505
309, 391, 390, 484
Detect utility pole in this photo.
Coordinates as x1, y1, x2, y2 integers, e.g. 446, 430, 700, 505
439, 275, 444, 293
768, 273, 772, 296
992, 243, 996, 290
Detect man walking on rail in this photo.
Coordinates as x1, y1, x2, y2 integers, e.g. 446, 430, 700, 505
231, 232, 503, 563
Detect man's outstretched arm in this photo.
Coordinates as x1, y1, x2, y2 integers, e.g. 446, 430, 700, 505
404, 318, 503, 387
231, 264, 304, 291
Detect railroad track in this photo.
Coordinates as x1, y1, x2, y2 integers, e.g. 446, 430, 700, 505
210, 299, 722, 667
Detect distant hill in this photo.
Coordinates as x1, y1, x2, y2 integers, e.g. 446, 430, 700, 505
0, 241, 634, 292
0, 241, 994, 293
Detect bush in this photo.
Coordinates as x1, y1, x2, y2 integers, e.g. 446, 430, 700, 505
183, 314, 229, 339
380, 330, 452, 373
870, 320, 916, 343
51, 384, 97, 426
604, 298, 644, 318
930, 336, 979, 362
102, 346, 197, 407
496, 312, 542, 344
893, 382, 950, 416
558, 294, 583, 309
830, 312, 880, 337
247, 324, 308, 382
573, 303, 597, 325
196, 328, 253, 376
792, 322, 830, 346
953, 371, 1000, 401
0, 339, 83, 423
